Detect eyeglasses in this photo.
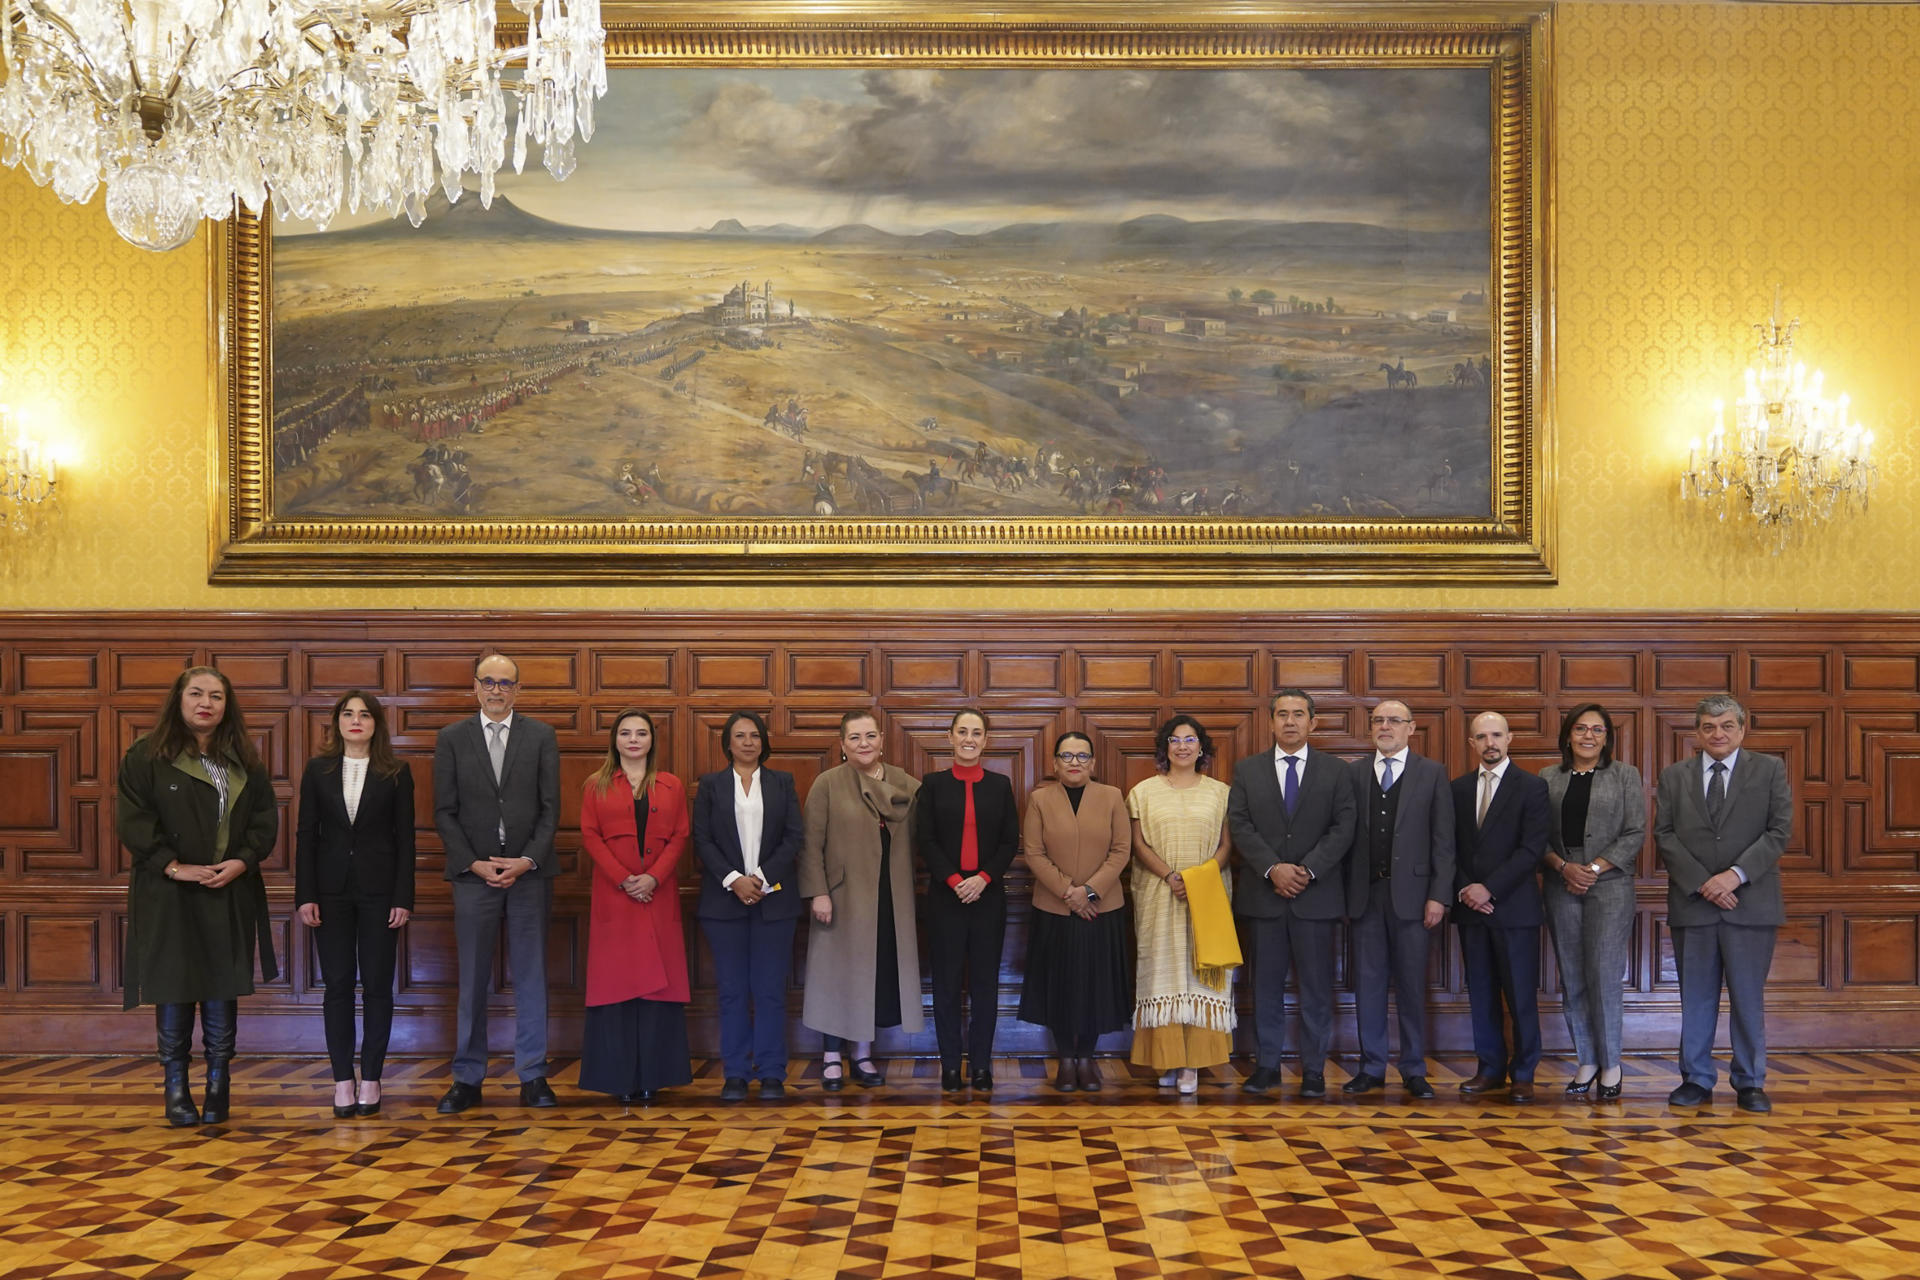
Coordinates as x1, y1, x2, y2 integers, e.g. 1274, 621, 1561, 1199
1167, 735, 1200, 747
1369, 715, 1411, 727
1569, 725, 1608, 737
477, 677, 519, 692
1056, 752, 1094, 765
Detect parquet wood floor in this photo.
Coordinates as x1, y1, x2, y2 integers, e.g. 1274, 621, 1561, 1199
3, 1053, 1917, 1280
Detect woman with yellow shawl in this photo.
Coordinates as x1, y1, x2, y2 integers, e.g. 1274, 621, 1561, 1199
1127, 714, 1236, 1094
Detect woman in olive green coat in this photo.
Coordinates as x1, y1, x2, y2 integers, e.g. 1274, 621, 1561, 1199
118, 665, 279, 1128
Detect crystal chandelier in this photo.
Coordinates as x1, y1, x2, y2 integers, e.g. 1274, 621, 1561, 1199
0, 0, 607, 251
1680, 290, 1875, 549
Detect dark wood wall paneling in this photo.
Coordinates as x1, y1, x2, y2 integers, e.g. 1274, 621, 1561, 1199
2, 612, 1917, 1056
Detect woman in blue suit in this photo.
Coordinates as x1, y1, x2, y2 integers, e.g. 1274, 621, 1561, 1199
692, 710, 805, 1101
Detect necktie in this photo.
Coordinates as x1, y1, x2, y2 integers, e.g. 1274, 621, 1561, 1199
1477, 769, 1495, 826
488, 720, 507, 782
1380, 757, 1395, 791
1707, 760, 1727, 822
1283, 755, 1299, 816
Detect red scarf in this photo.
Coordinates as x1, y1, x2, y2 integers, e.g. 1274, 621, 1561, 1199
953, 762, 985, 882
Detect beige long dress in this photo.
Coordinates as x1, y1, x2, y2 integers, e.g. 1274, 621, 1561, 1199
1127, 772, 1235, 1070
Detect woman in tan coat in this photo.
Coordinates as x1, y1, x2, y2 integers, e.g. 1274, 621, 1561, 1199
1018, 731, 1133, 1092
799, 709, 924, 1090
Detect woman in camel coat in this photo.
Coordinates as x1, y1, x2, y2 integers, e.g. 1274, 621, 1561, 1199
798, 709, 924, 1089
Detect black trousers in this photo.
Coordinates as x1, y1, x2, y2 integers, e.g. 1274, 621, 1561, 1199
315, 893, 400, 1081
926, 890, 1008, 1070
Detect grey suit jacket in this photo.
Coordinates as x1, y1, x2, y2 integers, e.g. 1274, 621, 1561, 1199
1346, 751, 1456, 921
1541, 761, 1646, 879
434, 713, 561, 880
1654, 750, 1792, 927
1228, 745, 1357, 921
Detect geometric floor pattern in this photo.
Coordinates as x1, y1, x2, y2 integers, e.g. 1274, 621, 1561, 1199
4, 1053, 1919, 1279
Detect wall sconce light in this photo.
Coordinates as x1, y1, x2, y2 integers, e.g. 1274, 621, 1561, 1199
1680, 288, 1875, 551
1, 391, 60, 531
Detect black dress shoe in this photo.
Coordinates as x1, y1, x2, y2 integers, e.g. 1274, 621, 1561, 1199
970, 1069, 994, 1092
1298, 1071, 1326, 1099
1076, 1057, 1102, 1093
720, 1077, 750, 1102
942, 1067, 965, 1092
1565, 1072, 1597, 1096
1242, 1066, 1278, 1094
1596, 1080, 1623, 1102
635, 1090, 657, 1104
1668, 1081, 1713, 1108
1405, 1076, 1437, 1100
355, 1100, 382, 1118
1736, 1087, 1772, 1114
851, 1059, 885, 1088
1507, 1081, 1535, 1104
820, 1060, 845, 1092
519, 1077, 558, 1108
436, 1082, 481, 1114
333, 1102, 357, 1119
758, 1079, 785, 1099
1458, 1072, 1506, 1095
1342, 1072, 1386, 1095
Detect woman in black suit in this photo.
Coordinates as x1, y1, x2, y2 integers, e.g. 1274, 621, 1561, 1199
916, 708, 1019, 1092
692, 710, 805, 1101
295, 691, 416, 1119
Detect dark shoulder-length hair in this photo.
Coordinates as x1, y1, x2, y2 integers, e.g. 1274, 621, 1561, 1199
1557, 702, 1617, 771
721, 709, 773, 768
1153, 714, 1216, 774
147, 665, 262, 773
317, 690, 404, 778
592, 708, 660, 798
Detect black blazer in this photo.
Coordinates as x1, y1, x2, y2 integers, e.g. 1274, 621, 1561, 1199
1450, 763, 1550, 928
915, 768, 1019, 901
295, 756, 417, 909
1227, 746, 1357, 922
692, 766, 805, 922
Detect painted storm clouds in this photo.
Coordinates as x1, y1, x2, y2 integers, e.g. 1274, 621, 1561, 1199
271, 68, 1494, 522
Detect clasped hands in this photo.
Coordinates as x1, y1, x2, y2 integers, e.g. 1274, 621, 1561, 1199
620, 871, 659, 903
1699, 868, 1742, 911
1265, 862, 1311, 898
474, 856, 535, 889
1456, 882, 1495, 915
952, 874, 989, 905
1061, 884, 1099, 921
1558, 859, 1599, 895
167, 859, 246, 889
729, 874, 767, 906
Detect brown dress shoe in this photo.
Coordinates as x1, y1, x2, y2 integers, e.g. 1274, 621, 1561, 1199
1508, 1081, 1535, 1104
1458, 1072, 1506, 1095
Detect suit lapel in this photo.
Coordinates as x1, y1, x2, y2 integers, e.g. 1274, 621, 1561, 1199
1253, 750, 1289, 826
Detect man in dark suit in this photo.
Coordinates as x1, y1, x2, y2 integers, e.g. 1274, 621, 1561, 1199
1229, 689, 1358, 1100
433, 650, 561, 1113
1451, 712, 1551, 1103
1655, 693, 1792, 1114
1345, 698, 1455, 1099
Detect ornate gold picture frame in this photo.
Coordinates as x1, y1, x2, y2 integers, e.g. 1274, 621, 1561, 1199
210, 1, 1553, 585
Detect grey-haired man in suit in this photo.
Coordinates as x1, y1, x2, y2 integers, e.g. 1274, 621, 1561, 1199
1344, 698, 1455, 1100
434, 651, 561, 1113
1229, 689, 1358, 1100
1655, 693, 1792, 1114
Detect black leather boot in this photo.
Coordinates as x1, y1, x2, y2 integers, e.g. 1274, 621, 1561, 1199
156, 1003, 199, 1127
200, 999, 237, 1124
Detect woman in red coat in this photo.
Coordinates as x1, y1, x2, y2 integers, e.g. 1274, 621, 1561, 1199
579, 708, 693, 1104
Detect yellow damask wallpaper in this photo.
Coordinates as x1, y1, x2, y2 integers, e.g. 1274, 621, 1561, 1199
2, 2, 1916, 612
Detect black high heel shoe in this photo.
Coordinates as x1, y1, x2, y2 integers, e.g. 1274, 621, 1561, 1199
1596, 1072, 1623, 1101
1565, 1070, 1597, 1096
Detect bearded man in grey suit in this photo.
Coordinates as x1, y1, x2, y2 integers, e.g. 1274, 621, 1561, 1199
433, 651, 561, 1113
1344, 698, 1455, 1100
1655, 693, 1792, 1114
1229, 689, 1358, 1100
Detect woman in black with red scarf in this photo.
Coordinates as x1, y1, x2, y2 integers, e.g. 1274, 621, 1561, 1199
916, 709, 1020, 1092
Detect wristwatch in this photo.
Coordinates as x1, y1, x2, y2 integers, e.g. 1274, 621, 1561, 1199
1085, 887, 1101, 904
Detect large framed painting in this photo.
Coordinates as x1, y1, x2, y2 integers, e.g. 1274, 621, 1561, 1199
210, 1, 1554, 584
